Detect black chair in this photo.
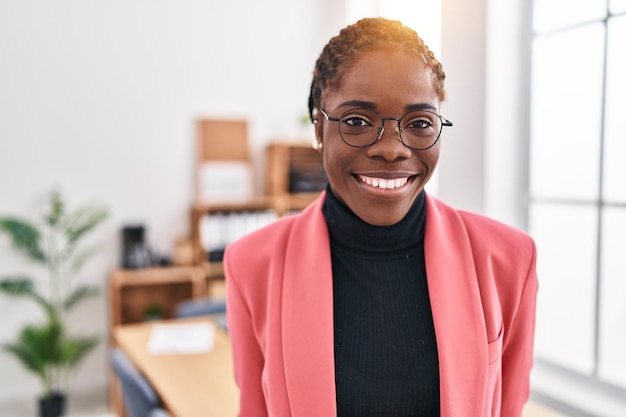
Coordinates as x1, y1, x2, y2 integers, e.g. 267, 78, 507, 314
109, 348, 171, 417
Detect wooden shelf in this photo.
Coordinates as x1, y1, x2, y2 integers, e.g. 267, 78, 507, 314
265, 141, 326, 215
108, 267, 206, 330
192, 196, 274, 213
190, 197, 275, 266
272, 192, 321, 214
200, 261, 225, 280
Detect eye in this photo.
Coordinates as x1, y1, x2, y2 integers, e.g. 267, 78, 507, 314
342, 115, 373, 128
339, 108, 379, 130
405, 118, 433, 129
403, 112, 436, 130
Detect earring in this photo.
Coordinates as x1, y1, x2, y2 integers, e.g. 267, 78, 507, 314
311, 139, 323, 151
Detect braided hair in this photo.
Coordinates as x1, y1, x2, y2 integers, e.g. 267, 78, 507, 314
308, 17, 446, 120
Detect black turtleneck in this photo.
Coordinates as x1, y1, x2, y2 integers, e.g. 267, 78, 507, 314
322, 185, 440, 417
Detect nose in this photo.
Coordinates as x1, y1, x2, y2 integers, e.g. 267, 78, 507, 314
366, 119, 411, 161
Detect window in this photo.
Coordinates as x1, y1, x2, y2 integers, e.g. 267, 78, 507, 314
529, 0, 626, 395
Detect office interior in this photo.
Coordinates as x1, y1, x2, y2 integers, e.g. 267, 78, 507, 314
1, 0, 625, 416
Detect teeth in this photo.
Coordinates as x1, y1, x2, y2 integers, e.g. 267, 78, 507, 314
359, 175, 409, 189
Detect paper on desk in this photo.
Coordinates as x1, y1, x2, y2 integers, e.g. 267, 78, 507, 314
147, 322, 215, 355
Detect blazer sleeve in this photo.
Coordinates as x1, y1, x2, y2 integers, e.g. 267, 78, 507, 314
224, 246, 269, 417
501, 239, 538, 416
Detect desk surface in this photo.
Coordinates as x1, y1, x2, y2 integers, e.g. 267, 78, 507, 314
113, 317, 239, 417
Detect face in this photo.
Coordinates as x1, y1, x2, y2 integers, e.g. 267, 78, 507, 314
315, 48, 442, 226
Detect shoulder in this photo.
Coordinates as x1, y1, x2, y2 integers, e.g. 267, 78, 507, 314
224, 211, 299, 269
426, 195, 538, 327
427, 195, 535, 258
223, 194, 327, 286
459, 210, 536, 264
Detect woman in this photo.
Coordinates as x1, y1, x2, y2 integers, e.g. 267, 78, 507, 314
225, 17, 537, 417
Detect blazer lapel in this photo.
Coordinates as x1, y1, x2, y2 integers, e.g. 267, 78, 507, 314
281, 194, 337, 417
425, 196, 489, 416
278, 193, 488, 417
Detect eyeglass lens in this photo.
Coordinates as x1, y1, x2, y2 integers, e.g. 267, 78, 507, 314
338, 108, 443, 149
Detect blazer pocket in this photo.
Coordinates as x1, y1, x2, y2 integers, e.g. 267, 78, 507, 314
488, 326, 504, 365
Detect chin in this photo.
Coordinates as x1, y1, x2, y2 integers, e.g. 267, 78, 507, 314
354, 203, 413, 226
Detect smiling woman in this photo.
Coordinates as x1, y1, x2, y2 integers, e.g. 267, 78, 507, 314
224, 17, 538, 417
313, 48, 445, 226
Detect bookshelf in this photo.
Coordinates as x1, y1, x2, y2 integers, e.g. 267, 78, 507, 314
265, 141, 326, 214
189, 197, 275, 279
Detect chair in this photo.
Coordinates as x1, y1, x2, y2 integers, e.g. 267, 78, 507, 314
109, 348, 171, 417
174, 297, 226, 317
174, 297, 228, 331
147, 410, 171, 417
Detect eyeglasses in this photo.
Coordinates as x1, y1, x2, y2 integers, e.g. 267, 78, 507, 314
319, 107, 453, 150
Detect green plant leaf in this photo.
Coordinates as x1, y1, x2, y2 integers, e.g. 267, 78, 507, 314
0, 277, 36, 295
0, 277, 56, 318
28, 320, 64, 364
45, 190, 65, 227
2, 341, 47, 379
63, 285, 99, 310
0, 218, 46, 263
62, 206, 108, 246
2, 320, 65, 381
60, 336, 99, 368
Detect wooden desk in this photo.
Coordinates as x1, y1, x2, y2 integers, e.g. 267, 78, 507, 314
113, 317, 239, 417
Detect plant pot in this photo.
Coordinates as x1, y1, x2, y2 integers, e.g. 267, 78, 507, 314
38, 392, 65, 417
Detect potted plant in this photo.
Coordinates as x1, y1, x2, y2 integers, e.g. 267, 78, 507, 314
144, 304, 164, 321
0, 189, 109, 417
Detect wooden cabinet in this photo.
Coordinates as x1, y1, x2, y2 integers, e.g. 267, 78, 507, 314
265, 141, 326, 215
108, 266, 206, 334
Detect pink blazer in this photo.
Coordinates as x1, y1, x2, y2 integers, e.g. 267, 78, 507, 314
225, 192, 538, 417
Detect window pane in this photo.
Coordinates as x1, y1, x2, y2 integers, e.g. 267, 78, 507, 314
529, 24, 604, 200
598, 208, 626, 389
603, 16, 626, 203
610, 0, 626, 14
529, 203, 597, 374
534, 0, 606, 33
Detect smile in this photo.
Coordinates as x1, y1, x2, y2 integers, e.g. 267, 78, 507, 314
358, 175, 409, 190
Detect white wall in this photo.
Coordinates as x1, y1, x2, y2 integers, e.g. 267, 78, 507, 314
438, 0, 487, 215
440, 0, 529, 227
0, 0, 343, 411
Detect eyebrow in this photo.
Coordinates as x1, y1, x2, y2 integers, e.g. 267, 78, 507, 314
336, 100, 438, 113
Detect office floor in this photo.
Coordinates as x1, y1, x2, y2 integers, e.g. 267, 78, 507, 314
524, 400, 569, 417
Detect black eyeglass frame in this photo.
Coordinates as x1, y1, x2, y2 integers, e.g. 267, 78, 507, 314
318, 107, 453, 151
